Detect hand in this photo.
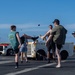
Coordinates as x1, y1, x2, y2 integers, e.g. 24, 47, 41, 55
18, 44, 21, 49
40, 36, 44, 40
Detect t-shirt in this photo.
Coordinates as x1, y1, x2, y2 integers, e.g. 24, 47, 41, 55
51, 25, 67, 45
8, 31, 19, 50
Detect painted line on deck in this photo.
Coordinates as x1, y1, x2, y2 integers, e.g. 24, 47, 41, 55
6, 60, 66, 75
6, 63, 56, 75
0, 61, 13, 64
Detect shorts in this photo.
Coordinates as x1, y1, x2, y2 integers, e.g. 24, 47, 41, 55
56, 44, 62, 50
20, 44, 27, 52
14, 48, 19, 54
48, 42, 55, 52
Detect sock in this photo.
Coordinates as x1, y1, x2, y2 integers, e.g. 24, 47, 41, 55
16, 62, 18, 67
48, 58, 50, 61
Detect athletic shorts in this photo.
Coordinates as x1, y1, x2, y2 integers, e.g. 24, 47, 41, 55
14, 48, 19, 54
20, 44, 27, 52
47, 42, 55, 52
56, 44, 62, 50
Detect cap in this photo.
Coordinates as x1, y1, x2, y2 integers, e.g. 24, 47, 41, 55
53, 19, 60, 23
72, 31, 75, 35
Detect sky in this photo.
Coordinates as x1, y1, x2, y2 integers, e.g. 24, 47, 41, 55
0, 0, 75, 43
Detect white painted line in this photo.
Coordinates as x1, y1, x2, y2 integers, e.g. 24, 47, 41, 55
6, 63, 56, 75
0, 61, 13, 64
65, 60, 75, 62
5, 60, 69, 75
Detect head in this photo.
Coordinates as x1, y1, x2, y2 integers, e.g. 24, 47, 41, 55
72, 31, 75, 37
49, 25, 53, 29
11, 25, 16, 31
53, 19, 60, 26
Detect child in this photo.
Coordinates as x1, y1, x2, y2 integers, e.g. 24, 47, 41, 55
20, 34, 39, 63
20, 36, 28, 63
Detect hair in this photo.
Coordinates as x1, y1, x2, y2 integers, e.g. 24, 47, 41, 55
11, 25, 16, 30
49, 25, 53, 28
20, 36, 25, 44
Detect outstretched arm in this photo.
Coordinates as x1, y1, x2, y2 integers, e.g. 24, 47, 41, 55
42, 30, 50, 39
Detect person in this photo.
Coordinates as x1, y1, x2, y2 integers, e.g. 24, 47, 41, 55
46, 19, 67, 68
42, 25, 55, 63
20, 37, 28, 63
20, 34, 39, 63
8, 25, 21, 69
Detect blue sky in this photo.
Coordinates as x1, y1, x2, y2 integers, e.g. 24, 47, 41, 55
0, 0, 75, 43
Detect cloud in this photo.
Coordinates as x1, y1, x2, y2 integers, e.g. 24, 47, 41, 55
0, 24, 10, 29
0, 23, 47, 29
0, 24, 36, 29
65, 24, 75, 31
20, 28, 48, 32
0, 23, 48, 33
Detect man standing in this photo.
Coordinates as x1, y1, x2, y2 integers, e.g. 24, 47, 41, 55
46, 19, 67, 68
42, 25, 55, 63
8, 25, 21, 69
8, 26, 39, 69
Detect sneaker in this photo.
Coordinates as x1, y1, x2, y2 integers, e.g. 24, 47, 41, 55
21, 61, 23, 63
26, 61, 30, 63
15, 66, 18, 69
32, 36, 39, 41
56, 65, 61, 68
48, 59, 50, 63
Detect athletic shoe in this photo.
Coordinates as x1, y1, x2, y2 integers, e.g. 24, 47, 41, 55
56, 65, 61, 68
15, 66, 18, 69
21, 61, 23, 63
32, 36, 39, 41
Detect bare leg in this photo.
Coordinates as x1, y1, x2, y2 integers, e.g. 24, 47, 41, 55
47, 46, 51, 63
15, 53, 19, 68
47, 51, 50, 59
52, 43, 56, 59
25, 52, 28, 62
21, 52, 23, 63
52, 50, 55, 59
15, 53, 19, 62
56, 47, 61, 68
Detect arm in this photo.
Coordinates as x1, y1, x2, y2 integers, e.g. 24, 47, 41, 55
16, 33, 21, 48
46, 27, 56, 44
42, 30, 50, 39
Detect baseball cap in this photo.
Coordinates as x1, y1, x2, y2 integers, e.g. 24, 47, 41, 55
53, 19, 60, 23
72, 31, 75, 35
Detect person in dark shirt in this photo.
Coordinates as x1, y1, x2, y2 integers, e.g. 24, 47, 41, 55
46, 19, 67, 68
